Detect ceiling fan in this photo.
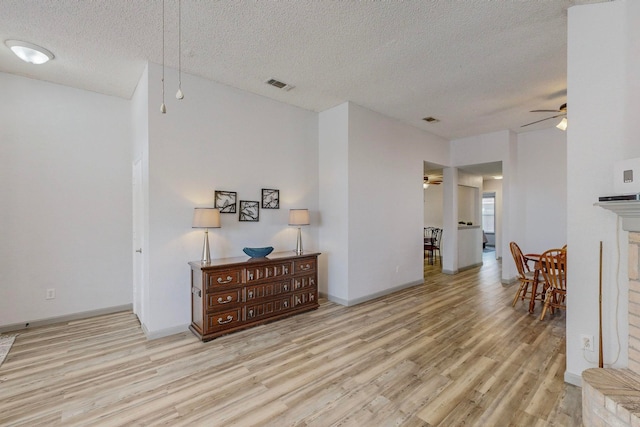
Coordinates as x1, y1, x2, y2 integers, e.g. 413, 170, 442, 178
521, 103, 567, 128
424, 176, 443, 188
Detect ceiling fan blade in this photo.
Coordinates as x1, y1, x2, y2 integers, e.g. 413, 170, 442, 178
530, 109, 561, 113
520, 113, 566, 127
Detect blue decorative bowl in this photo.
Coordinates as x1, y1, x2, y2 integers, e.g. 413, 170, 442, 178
243, 246, 274, 258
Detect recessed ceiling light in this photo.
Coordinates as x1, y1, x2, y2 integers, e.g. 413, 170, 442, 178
493, 176, 503, 180
5, 40, 54, 64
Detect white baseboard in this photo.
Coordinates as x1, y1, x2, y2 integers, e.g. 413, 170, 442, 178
141, 323, 190, 340
564, 371, 582, 387
502, 276, 518, 286
0, 304, 133, 334
323, 280, 424, 307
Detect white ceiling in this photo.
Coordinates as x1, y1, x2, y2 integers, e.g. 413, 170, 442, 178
0, 0, 605, 140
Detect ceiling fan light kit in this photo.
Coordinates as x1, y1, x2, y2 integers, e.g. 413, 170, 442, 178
556, 117, 568, 131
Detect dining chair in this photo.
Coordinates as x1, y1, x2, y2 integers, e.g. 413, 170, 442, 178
509, 241, 542, 308
424, 228, 442, 265
424, 228, 433, 259
539, 248, 567, 320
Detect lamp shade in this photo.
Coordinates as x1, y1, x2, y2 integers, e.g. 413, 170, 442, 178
192, 208, 221, 228
288, 209, 310, 226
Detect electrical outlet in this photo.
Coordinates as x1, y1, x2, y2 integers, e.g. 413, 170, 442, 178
581, 334, 594, 352
46, 288, 56, 300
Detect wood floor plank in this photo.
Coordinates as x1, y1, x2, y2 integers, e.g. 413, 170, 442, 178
0, 253, 580, 426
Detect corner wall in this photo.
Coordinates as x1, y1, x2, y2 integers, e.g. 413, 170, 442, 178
0, 72, 133, 327
143, 63, 319, 336
319, 102, 450, 305
566, 0, 640, 384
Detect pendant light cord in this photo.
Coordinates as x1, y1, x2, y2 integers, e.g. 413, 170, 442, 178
178, 0, 181, 90
161, 0, 166, 113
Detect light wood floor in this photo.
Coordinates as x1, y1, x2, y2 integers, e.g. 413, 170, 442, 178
0, 252, 580, 426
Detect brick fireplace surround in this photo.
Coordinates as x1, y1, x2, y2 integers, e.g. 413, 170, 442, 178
582, 230, 640, 426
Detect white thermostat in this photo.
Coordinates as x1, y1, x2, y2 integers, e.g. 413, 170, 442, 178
614, 157, 640, 194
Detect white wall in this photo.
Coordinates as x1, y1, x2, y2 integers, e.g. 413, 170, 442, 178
319, 103, 350, 301
0, 72, 132, 327
424, 184, 444, 228
565, 0, 639, 384
142, 63, 319, 337
319, 102, 450, 305
457, 185, 477, 225
518, 128, 567, 255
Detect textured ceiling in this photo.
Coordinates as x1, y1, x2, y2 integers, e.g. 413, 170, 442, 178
0, 0, 605, 139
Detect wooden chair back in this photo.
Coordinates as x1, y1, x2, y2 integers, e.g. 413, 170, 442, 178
509, 241, 530, 278
539, 248, 566, 293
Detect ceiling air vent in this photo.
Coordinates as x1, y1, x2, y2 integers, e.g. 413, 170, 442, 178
266, 78, 295, 91
422, 116, 440, 123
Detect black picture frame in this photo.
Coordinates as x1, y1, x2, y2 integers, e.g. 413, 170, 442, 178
261, 188, 280, 209
214, 191, 237, 214
239, 200, 259, 222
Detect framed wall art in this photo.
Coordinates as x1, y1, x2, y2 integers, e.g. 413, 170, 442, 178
261, 188, 280, 209
239, 200, 259, 222
214, 191, 237, 213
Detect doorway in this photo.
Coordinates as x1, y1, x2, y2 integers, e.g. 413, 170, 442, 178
482, 192, 496, 253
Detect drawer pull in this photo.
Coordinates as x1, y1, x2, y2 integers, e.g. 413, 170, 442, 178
283, 284, 289, 291
217, 315, 233, 325
248, 309, 254, 318
299, 264, 311, 271
248, 290, 254, 298
217, 276, 233, 284
283, 266, 289, 274
217, 296, 233, 304
283, 301, 289, 308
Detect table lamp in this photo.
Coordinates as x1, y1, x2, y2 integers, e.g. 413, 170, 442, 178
288, 209, 310, 255
192, 208, 221, 264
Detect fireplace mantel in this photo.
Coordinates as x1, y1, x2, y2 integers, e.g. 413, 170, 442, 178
595, 201, 640, 232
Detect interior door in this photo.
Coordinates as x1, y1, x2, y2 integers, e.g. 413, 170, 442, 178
132, 159, 144, 319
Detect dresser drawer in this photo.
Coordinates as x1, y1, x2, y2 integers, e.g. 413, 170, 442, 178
205, 308, 242, 333
206, 269, 242, 289
293, 289, 317, 308
293, 274, 316, 291
206, 288, 242, 311
246, 261, 293, 283
245, 296, 292, 322
293, 258, 316, 274
246, 280, 292, 301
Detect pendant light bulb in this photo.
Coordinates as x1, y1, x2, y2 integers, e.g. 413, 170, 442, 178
176, 88, 184, 99
161, 103, 167, 114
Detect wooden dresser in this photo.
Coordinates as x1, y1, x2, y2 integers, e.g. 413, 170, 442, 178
188, 251, 320, 341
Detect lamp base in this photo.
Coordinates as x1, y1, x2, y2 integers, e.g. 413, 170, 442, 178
201, 229, 211, 264
295, 227, 303, 255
